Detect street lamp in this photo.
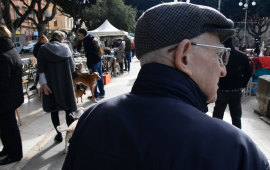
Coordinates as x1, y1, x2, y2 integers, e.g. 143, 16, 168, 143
239, 0, 256, 47
45, 12, 51, 31
218, 0, 221, 11
75, 20, 80, 29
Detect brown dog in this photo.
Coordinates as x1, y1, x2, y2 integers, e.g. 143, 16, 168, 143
73, 71, 101, 103
75, 87, 86, 103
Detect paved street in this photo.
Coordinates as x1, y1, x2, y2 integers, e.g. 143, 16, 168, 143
20, 52, 34, 59
0, 57, 270, 170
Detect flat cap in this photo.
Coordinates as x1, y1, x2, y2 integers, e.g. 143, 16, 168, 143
135, 2, 235, 59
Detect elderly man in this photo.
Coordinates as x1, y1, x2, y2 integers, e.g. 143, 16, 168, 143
63, 3, 269, 169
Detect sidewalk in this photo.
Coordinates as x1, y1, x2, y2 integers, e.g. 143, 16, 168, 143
0, 57, 270, 170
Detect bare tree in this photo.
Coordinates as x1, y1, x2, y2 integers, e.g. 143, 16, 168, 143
0, 0, 2, 25
11, 0, 57, 38
53, 0, 95, 32
1, 0, 36, 41
234, 22, 245, 46
247, 14, 270, 42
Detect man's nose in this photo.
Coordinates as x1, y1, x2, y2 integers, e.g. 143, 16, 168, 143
220, 66, 227, 77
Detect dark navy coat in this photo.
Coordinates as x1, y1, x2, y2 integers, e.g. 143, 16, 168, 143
63, 63, 269, 170
83, 34, 101, 68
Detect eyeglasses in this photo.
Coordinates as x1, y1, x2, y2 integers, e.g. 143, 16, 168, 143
167, 42, 231, 66
190, 43, 231, 66
77, 33, 82, 36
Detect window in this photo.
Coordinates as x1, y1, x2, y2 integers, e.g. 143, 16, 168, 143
14, 11, 18, 19
24, 9, 28, 21
69, 20, 72, 28
14, 6, 20, 19
67, 19, 69, 27
32, 12, 35, 19
54, 20, 57, 26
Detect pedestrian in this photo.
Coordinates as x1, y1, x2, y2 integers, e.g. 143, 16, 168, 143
115, 39, 125, 72
77, 28, 105, 100
63, 3, 269, 169
61, 30, 73, 53
238, 44, 242, 50
254, 39, 261, 56
38, 31, 77, 142
123, 35, 132, 71
212, 37, 252, 129
29, 35, 48, 91
0, 26, 23, 165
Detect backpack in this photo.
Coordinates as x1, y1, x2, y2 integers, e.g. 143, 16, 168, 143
92, 38, 104, 57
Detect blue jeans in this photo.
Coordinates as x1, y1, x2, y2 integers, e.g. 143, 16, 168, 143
124, 51, 131, 70
212, 90, 242, 129
90, 61, 105, 98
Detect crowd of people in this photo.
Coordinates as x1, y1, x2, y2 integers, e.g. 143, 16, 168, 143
0, 2, 269, 169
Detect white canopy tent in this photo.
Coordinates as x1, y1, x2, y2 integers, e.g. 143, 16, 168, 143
88, 20, 128, 37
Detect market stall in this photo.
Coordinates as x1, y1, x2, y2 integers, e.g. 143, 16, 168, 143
88, 20, 128, 37
250, 56, 270, 94
21, 58, 38, 98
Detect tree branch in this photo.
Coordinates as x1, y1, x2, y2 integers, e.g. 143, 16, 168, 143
10, 0, 22, 16
27, 16, 38, 26
42, 0, 51, 13
19, 0, 29, 8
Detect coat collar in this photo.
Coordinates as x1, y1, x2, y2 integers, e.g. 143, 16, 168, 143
131, 63, 208, 113
0, 37, 14, 53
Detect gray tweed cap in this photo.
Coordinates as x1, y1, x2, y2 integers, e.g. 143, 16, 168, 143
135, 2, 235, 59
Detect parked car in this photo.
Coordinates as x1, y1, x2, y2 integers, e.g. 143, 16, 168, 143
26, 40, 37, 45
14, 42, 24, 54
23, 43, 36, 53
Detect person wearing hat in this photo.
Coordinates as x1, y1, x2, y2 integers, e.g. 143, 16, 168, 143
212, 37, 252, 129
63, 3, 269, 169
77, 28, 105, 100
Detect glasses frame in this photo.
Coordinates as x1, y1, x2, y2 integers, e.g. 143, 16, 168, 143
191, 42, 231, 66
167, 42, 231, 66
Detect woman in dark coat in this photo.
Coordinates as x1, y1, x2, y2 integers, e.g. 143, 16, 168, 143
38, 31, 77, 142
0, 26, 23, 165
29, 35, 48, 90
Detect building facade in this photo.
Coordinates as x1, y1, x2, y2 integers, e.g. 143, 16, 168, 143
1, 0, 75, 44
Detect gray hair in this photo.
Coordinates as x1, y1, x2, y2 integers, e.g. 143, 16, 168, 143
140, 33, 208, 66
50, 31, 65, 42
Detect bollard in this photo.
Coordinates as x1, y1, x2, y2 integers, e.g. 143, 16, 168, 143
254, 75, 270, 118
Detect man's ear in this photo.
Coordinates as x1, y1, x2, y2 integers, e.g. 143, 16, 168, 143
174, 39, 193, 77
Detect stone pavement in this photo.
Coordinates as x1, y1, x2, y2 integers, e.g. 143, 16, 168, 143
0, 57, 270, 170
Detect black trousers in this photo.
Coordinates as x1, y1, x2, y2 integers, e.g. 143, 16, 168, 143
213, 90, 242, 129
0, 111, 23, 160
51, 109, 74, 135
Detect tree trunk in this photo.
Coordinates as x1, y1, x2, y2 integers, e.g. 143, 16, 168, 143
37, 24, 45, 38
2, 0, 15, 42
0, 0, 2, 25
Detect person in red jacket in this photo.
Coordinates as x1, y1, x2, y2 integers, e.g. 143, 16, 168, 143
131, 39, 135, 57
